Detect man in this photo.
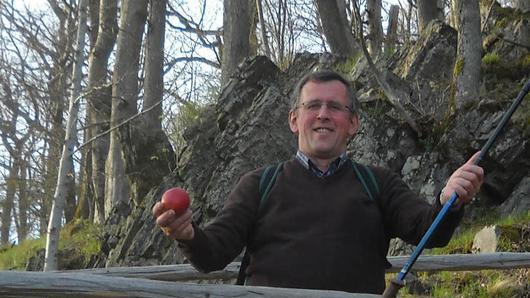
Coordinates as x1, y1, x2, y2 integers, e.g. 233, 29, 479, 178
153, 70, 484, 294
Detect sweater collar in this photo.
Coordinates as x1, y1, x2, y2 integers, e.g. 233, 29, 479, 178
295, 150, 349, 178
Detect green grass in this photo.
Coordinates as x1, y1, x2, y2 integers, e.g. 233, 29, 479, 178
0, 237, 46, 270
392, 211, 530, 297
61, 219, 102, 256
0, 219, 102, 270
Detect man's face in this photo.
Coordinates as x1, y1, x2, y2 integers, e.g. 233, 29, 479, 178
289, 80, 359, 161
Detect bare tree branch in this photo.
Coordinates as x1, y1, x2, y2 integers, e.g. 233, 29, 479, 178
352, 1, 420, 135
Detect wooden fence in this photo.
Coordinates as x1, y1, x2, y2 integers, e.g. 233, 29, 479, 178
0, 252, 529, 297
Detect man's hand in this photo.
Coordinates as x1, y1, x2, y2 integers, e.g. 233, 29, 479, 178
153, 202, 195, 241
441, 151, 484, 206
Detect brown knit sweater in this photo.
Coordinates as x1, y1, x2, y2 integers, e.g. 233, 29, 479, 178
178, 158, 464, 294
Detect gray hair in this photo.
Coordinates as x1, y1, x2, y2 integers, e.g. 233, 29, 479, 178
291, 70, 359, 114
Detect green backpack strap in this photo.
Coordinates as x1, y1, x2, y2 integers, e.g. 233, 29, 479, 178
258, 162, 284, 209
236, 162, 284, 285
352, 161, 380, 200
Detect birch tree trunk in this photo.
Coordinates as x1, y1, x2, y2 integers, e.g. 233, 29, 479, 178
367, 0, 383, 57
44, 0, 88, 271
106, 0, 147, 210
87, 0, 117, 224
221, 0, 256, 86
256, 0, 271, 58
417, 0, 443, 34
1, 158, 18, 245
41, 5, 71, 236
315, 0, 360, 58
453, 0, 481, 109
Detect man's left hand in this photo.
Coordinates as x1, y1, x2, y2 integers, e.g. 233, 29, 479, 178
441, 151, 484, 206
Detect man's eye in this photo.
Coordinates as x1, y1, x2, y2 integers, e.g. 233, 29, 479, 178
306, 102, 321, 110
328, 103, 342, 111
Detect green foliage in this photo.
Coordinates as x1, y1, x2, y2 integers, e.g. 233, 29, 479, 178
0, 219, 102, 270
496, 210, 530, 226
0, 238, 45, 270
482, 53, 500, 66
62, 219, 102, 256
431, 229, 477, 254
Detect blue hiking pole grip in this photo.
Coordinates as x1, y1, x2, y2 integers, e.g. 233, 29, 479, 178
382, 78, 530, 298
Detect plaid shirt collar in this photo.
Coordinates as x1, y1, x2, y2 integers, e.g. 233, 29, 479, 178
295, 150, 349, 178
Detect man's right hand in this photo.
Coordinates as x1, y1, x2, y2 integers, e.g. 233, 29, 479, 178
152, 202, 195, 241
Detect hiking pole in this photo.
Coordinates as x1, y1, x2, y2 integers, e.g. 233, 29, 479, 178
382, 78, 530, 298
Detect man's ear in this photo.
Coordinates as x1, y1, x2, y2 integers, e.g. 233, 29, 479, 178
288, 110, 299, 134
348, 113, 360, 137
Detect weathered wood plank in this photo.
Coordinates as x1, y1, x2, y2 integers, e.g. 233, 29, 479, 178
0, 271, 379, 298
388, 252, 530, 272
62, 252, 530, 282
66, 262, 241, 282
2, 253, 528, 297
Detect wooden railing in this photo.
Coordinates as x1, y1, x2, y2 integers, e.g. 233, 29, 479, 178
0, 252, 529, 297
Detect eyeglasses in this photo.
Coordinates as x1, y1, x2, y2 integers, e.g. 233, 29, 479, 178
297, 100, 354, 114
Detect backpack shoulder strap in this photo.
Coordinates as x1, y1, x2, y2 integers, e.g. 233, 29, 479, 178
352, 161, 380, 200
236, 162, 284, 285
258, 162, 284, 209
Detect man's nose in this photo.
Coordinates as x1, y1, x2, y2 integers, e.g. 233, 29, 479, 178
316, 104, 331, 119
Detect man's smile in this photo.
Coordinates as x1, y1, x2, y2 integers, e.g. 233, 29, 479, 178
313, 127, 334, 133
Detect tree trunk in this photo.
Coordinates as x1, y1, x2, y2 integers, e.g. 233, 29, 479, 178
256, 0, 271, 58
143, 0, 165, 132
221, 0, 256, 86
106, 0, 148, 210
117, 0, 176, 207
417, 0, 443, 34
1, 159, 19, 245
104, 140, 128, 221
45, 0, 88, 271
41, 2, 73, 237
16, 159, 29, 242
87, 0, 117, 223
315, 0, 360, 57
76, 112, 93, 220
453, 0, 481, 109
384, 5, 399, 56
367, 0, 383, 57
64, 156, 77, 223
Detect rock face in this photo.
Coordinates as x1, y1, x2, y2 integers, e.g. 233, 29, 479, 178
98, 13, 530, 267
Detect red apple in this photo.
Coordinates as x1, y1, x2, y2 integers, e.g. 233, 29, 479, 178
161, 187, 190, 215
